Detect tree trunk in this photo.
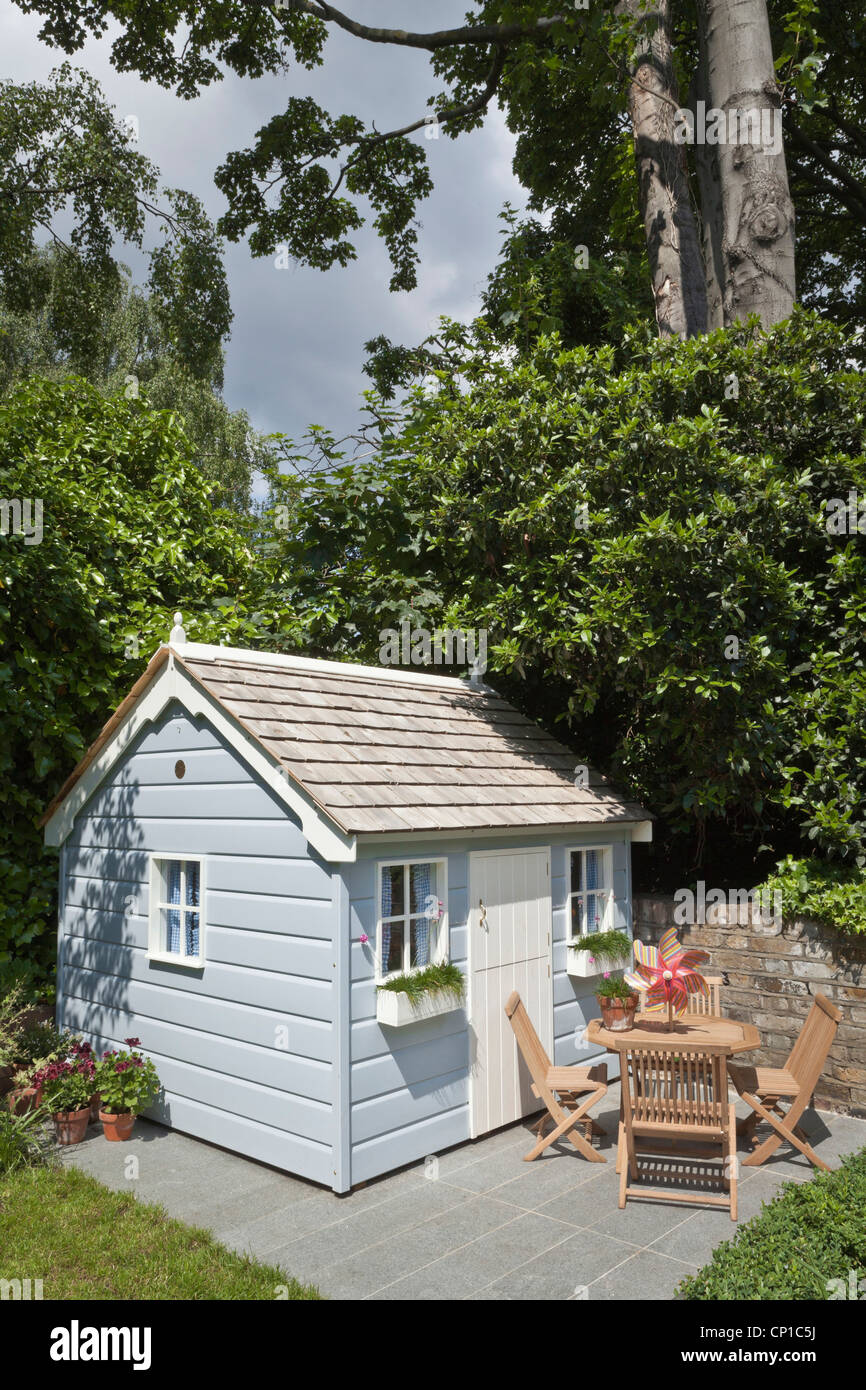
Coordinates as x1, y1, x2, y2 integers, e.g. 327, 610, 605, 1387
618, 0, 707, 338
698, 0, 795, 328
691, 39, 726, 330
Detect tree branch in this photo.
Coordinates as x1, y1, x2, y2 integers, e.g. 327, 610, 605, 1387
786, 116, 866, 219
252, 0, 575, 50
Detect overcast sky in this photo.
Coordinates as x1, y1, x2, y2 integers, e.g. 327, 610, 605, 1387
4, 3, 529, 448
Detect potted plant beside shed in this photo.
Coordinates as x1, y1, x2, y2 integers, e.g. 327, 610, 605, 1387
95, 1039, 160, 1140
567, 929, 632, 980
34, 1054, 96, 1146
595, 976, 640, 1032
376, 962, 466, 1027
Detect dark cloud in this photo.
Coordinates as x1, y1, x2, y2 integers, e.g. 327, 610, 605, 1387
4, 3, 527, 447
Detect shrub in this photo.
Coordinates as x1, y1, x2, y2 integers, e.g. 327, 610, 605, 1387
678, 1148, 866, 1300
0, 1105, 52, 1176
758, 855, 866, 938
265, 309, 866, 882
0, 376, 266, 990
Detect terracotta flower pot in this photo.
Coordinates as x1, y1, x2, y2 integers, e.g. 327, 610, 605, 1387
99, 1110, 136, 1142
8, 1085, 42, 1116
596, 992, 639, 1033
53, 1107, 91, 1145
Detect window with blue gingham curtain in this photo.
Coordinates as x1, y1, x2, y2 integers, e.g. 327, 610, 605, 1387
411, 862, 431, 967
167, 860, 181, 953
380, 867, 392, 971
185, 861, 200, 958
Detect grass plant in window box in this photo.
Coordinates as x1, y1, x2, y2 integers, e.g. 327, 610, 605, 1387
567, 929, 632, 980
376, 962, 466, 1027
94, 1040, 159, 1141
595, 975, 640, 1033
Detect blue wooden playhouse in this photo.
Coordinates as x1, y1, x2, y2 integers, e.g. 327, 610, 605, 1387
42, 626, 651, 1192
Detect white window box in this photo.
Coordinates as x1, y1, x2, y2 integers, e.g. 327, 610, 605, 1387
376, 988, 463, 1028
566, 945, 631, 979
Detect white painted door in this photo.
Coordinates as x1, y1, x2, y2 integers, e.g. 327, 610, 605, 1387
468, 849, 552, 1137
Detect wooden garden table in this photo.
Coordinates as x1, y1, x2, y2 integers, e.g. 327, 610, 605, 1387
586, 1014, 761, 1056
586, 1015, 762, 1166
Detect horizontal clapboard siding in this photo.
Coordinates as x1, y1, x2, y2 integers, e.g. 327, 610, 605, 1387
347, 849, 471, 1182
59, 700, 338, 1187
61, 998, 330, 1102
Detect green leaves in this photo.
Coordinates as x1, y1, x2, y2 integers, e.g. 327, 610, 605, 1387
263, 308, 866, 880
0, 376, 266, 989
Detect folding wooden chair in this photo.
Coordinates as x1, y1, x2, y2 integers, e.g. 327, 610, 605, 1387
617, 1042, 738, 1220
504, 992, 607, 1163
727, 993, 841, 1171
684, 975, 723, 1017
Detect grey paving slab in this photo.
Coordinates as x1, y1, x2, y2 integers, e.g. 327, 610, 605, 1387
471, 1227, 642, 1301
308, 1194, 523, 1301
367, 1210, 577, 1301
253, 1177, 473, 1280
485, 1150, 613, 1211
587, 1247, 699, 1301
55, 1096, 866, 1301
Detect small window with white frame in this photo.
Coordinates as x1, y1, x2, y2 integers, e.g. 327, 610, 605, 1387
149, 856, 204, 965
567, 846, 613, 938
377, 859, 447, 978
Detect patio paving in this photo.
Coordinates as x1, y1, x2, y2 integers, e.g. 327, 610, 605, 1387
59, 1091, 866, 1300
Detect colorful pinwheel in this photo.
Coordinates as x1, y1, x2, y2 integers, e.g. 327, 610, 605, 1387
624, 928, 711, 1025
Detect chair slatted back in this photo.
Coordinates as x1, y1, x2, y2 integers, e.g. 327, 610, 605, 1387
622, 1044, 729, 1132
504, 991, 553, 1093
785, 994, 841, 1097
684, 976, 723, 1017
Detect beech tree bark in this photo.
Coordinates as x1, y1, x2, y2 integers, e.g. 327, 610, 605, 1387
697, 0, 796, 328
618, 0, 708, 338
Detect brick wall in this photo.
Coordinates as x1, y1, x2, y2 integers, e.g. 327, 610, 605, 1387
633, 894, 866, 1118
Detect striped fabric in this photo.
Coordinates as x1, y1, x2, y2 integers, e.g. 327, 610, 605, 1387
167, 860, 181, 954
380, 867, 392, 972
411, 862, 431, 967
185, 861, 200, 958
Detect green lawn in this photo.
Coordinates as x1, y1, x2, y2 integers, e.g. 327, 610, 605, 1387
0, 1165, 321, 1300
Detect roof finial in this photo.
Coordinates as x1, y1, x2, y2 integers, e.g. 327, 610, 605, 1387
169, 611, 187, 645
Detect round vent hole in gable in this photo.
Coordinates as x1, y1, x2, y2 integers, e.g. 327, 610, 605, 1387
175, 760, 186, 779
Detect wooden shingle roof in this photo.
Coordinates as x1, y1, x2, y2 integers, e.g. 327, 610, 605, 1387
179, 650, 649, 836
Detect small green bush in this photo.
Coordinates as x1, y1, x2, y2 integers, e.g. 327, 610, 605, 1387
759, 856, 866, 937
678, 1148, 866, 1299
0, 1105, 53, 1176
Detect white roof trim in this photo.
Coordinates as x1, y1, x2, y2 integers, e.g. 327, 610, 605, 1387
43, 655, 357, 862
355, 819, 654, 845
161, 641, 476, 691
